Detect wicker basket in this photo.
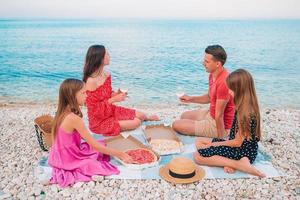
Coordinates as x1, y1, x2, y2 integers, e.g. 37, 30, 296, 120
34, 115, 54, 151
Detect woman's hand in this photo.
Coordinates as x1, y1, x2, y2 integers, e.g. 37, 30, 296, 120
109, 92, 127, 103
180, 94, 192, 103
111, 90, 121, 97
116, 151, 135, 164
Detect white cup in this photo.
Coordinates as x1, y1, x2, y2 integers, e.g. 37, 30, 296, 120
120, 88, 128, 93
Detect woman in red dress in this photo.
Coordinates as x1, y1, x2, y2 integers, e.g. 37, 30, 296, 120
83, 45, 159, 136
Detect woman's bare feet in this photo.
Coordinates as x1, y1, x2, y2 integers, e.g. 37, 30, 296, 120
237, 157, 266, 178
224, 166, 236, 174
146, 114, 160, 121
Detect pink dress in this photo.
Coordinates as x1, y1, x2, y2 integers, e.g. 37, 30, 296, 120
48, 127, 119, 187
86, 75, 136, 136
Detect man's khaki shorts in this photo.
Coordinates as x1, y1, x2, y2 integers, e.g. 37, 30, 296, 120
194, 110, 228, 138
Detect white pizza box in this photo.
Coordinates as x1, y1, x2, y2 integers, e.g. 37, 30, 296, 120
143, 124, 184, 155
105, 135, 160, 170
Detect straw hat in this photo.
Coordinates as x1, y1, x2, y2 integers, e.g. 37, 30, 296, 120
159, 157, 205, 184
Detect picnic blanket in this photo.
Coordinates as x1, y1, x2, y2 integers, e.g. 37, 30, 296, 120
35, 125, 282, 182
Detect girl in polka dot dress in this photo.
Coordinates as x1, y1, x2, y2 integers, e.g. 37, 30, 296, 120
193, 69, 265, 178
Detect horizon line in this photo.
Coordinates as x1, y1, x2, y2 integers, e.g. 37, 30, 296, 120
0, 17, 300, 21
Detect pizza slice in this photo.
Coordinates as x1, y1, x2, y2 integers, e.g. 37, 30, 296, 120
125, 148, 157, 164
149, 139, 181, 152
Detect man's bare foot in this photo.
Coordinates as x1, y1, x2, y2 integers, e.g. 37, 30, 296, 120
224, 166, 236, 174
146, 114, 160, 121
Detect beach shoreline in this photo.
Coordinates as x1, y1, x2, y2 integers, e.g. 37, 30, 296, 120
1, 99, 300, 110
0, 103, 299, 199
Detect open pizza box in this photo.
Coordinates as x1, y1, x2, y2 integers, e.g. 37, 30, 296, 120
143, 124, 184, 155
105, 135, 160, 170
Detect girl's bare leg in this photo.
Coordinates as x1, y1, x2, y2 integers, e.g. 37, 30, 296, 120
195, 138, 235, 174
193, 153, 265, 178
119, 118, 141, 131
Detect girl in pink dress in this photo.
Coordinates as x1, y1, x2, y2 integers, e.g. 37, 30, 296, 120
48, 79, 134, 187
83, 45, 159, 136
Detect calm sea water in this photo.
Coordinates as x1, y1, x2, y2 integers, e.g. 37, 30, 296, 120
0, 19, 300, 108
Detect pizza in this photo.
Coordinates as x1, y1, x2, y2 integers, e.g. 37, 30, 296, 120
125, 148, 157, 164
149, 139, 181, 152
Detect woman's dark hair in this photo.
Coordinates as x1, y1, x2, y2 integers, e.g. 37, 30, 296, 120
205, 45, 227, 65
83, 45, 106, 82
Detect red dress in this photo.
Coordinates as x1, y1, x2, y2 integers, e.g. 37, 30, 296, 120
86, 75, 136, 136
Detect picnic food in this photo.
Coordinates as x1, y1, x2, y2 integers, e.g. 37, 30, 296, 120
149, 139, 181, 152
125, 148, 157, 164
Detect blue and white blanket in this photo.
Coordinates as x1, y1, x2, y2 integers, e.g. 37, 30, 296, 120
36, 126, 282, 181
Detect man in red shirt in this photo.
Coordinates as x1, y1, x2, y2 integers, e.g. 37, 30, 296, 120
172, 45, 235, 138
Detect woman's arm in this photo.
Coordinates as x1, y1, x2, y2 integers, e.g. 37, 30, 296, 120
108, 93, 126, 104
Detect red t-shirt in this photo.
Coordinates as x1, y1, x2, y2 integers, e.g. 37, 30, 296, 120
209, 69, 235, 129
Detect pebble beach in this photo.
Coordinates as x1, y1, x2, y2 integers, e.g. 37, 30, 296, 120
0, 103, 299, 199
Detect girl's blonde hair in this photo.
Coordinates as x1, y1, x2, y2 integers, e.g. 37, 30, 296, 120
226, 69, 261, 140
51, 79, 84, 140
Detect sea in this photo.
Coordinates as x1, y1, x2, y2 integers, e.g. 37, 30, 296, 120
1, 19, 300, 108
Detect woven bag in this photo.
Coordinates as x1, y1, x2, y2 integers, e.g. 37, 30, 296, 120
34, 115, 53, 151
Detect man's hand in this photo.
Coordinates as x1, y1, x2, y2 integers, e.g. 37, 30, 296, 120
180, 93, 210, 104
180, 94, 192, 103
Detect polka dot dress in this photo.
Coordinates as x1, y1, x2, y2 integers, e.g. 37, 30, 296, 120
198, 112, 259, 164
